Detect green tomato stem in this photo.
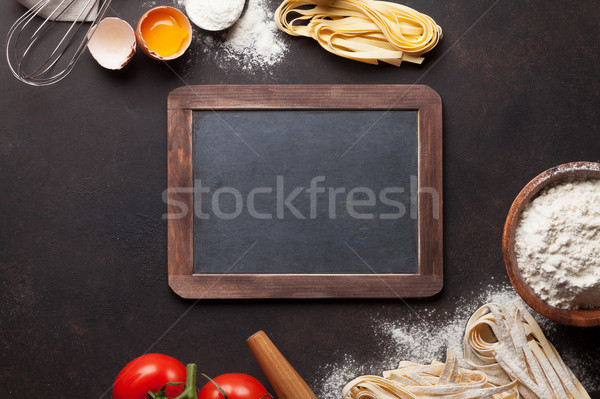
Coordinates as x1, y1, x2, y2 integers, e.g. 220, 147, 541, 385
175, 364, 198, 399
147, 364, 197, 399
201, 374, 228, 398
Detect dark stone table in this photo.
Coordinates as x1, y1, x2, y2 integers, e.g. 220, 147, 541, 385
1, 0, 599, 397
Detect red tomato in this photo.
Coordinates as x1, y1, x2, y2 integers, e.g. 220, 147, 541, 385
198, 373, 272, 399
112, 353, 187, 399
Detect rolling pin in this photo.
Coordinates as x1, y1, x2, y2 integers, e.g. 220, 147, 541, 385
247, 330, 317, 399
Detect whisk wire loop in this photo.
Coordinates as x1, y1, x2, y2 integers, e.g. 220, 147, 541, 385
6, 0, 114, 86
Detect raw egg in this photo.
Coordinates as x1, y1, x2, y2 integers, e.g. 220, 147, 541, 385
136, 7, 192, 61
87, 18, 136, 70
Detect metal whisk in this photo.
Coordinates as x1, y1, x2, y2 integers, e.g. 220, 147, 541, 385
6, 0, 113, 86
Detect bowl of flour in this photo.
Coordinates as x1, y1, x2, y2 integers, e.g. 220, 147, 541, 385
503, 161, 600, 327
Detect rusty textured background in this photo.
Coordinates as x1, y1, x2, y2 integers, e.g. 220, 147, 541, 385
1, 0, 599, 397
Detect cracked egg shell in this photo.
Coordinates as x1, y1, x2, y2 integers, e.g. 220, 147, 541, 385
87, 17, 136, 70
136, 6, 193, 61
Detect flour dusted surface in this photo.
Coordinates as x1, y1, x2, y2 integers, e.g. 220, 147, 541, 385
515, 178, 600, 309
313, 285, 524, 399
313, 283, 598, 398
221, 0, 287, 68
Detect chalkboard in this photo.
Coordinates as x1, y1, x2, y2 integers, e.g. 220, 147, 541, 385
167, 85, 442, 299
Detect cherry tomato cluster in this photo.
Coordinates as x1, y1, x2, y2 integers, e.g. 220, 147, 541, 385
112, 354, 272, 399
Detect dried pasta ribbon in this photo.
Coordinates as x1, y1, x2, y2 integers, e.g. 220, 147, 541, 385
342, 349, 519, 398
464, 300, 591, 399
275, 0, 442, 66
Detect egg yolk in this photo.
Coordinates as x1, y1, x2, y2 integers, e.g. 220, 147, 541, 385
140, 11, 189, 57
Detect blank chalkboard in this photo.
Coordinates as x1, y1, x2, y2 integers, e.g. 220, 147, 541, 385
167, 85, 442, 299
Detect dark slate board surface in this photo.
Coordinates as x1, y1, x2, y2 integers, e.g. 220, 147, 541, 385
192, 110, 419, 274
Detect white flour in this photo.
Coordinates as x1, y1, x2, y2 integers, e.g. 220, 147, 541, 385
218, 0, 287, 69
185, 0, 245, 31
515, 178, 600, 309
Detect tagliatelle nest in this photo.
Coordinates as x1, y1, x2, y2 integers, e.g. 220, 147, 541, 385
342, 349, 519, 399
342, 300, 590, 399
275, 0, 442, 66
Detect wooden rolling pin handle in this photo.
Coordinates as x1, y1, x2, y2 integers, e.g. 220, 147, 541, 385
247, 330, 317, 399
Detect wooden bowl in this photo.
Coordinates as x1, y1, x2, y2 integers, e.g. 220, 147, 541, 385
503, 161, 600, 327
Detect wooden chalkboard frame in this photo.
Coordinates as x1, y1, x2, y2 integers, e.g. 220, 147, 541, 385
167, 85, 442, 299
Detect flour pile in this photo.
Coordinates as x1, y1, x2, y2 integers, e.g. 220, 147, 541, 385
220, 0, 287, 69
515, 178, 600, 309
185, 0, 245, 31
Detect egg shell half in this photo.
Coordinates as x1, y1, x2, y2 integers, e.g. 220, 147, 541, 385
87, 17, 136, 70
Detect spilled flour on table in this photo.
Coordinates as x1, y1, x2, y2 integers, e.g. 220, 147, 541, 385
217, 0, 287, 69
313, 283, 598, 399
379, 285, 519, 367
